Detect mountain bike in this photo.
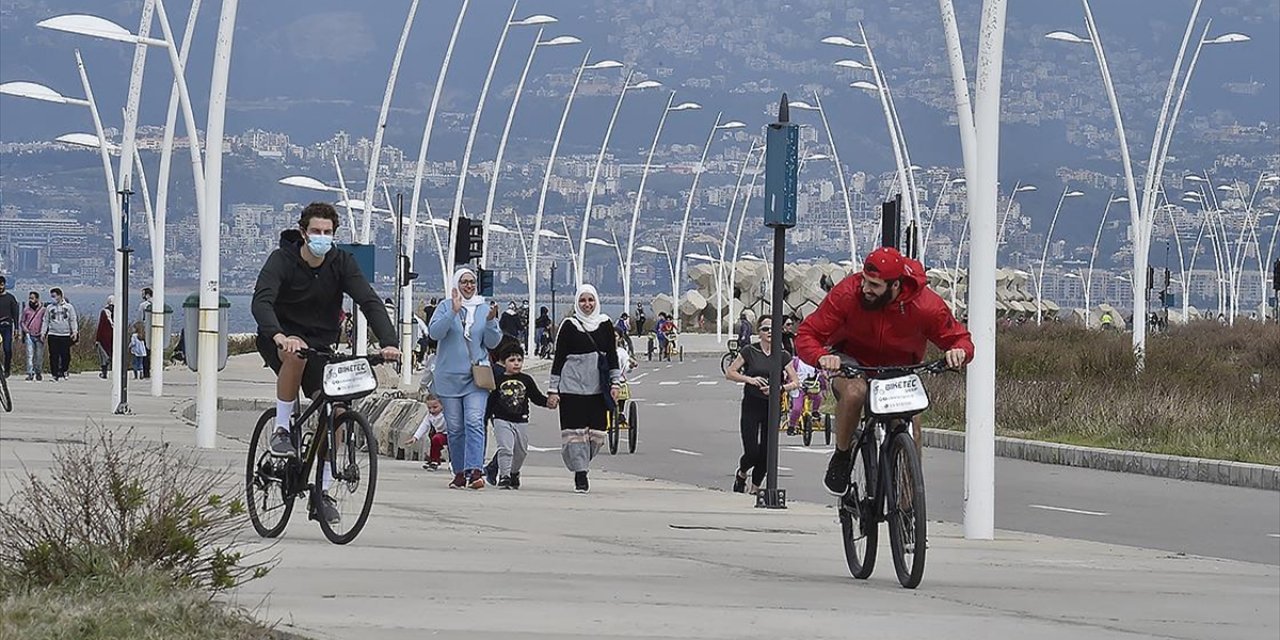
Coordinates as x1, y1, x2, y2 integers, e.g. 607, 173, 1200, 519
835, 359, 950, 589
245, 349, 385, 545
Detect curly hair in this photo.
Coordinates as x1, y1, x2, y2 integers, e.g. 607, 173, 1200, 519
298, 202, 340, 231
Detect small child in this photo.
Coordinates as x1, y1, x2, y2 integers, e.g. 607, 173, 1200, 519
129, 323, 148, 379
483, 344, 549, 489
788, 354, 828, 430
403, 394, 447, 470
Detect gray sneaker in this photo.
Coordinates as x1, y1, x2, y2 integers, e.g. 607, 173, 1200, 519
269, 430, 295, 458
318, 493, 341, 525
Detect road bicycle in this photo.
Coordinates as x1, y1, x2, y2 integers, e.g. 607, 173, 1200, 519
245, 349, 385, 545
836, 358, 950, 589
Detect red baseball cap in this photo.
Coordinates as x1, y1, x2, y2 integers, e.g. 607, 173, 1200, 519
863, 247, 905, 281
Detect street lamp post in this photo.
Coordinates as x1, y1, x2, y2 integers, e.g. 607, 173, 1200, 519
672, 114, 745, 330
480, 32, 581, 270
1035, 187, 1084, 325
622, 94, 702, 319
1084, 194, 1128, 326
997, 182, 1038, 244
715, 139, 762, 342
576, 73, 662, 286
528, 53, 626, 354
729, 149, 769, 316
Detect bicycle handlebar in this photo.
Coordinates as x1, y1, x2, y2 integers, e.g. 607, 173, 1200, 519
831, 358, 952, 379
296, 348, 388, 367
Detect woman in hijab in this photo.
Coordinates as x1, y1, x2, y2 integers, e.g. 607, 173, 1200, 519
95, 295, 115, 379
428, 267, 502, 489
548, 284, 620, 493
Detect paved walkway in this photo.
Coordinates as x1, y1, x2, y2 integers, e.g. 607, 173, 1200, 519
0, 358, 1275, 640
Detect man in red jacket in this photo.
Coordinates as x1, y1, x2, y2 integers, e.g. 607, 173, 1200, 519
795, 247, 974, 495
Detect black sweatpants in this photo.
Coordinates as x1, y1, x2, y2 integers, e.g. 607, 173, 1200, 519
47, 334, 73, 378
738, 395, 771, 486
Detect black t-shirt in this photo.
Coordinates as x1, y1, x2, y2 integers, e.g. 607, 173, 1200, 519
488, 370, 549, 422
737, 344, 791, 401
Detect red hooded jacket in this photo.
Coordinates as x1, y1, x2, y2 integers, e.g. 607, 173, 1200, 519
795, 259, 974, 368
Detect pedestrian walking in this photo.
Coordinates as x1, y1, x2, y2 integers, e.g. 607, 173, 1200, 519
19, 291, 46, 380
0, 276, 19, 378
427, 268, 502, 490
42, 288, 77, 380
138, 287, 154, 378
482, 342, 551, 489
95, 296, 115, 379
548, 284, 620, 493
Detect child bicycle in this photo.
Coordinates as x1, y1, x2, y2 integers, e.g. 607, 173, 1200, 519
835, 358, 951, 589
245, 348, 386, 545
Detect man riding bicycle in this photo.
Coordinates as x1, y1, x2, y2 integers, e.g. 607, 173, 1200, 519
795, 247, 973, 496
252, 203, 401, 520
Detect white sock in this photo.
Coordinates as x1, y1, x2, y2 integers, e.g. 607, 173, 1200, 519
322, 464, 334, 492
275, 399, 293, 432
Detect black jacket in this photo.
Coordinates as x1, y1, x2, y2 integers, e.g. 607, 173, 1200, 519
487, 370, 549, 423
252, 229, 397, 347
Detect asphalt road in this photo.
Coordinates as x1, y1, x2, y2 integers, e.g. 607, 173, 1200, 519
515, 354, 1280, 566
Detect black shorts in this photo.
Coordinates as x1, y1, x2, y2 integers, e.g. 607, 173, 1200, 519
256, 331, 328, 399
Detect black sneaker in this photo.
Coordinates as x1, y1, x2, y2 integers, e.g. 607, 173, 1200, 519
269, 429, 295, 458
318, 493, 341, 524
574, 471, 589, 493
509, 473, 520, 490
485, 458, 499, 487
824, 449, 853, 496
732, 471, 747, 494
497, 476, 512, 489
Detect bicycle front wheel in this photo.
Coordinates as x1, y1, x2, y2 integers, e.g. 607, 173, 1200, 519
839, 436, 878, 579
0, 372, 11, 413
316, 410, 378, 545
245, 409, 295, 538
607, 410, 620, 455
887, 431, 927, 589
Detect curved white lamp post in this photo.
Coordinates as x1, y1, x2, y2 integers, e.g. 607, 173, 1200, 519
584, 236, 625, 294
1034, 188, 1084, 325
480, 33, 581, 269
622, 95, 701, 318
361, 0, 421, 248
672, 114, 745, 330
527, 53, 624, 354
714, 139, 761, 342
997, 182, 1037, 244
1084, 194, 1128, 326
728, 148, 768, 314
788, 96, 857, 261
575, 74, 662, 285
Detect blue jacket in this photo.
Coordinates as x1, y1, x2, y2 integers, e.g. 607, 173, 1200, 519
428, 302, 501, 397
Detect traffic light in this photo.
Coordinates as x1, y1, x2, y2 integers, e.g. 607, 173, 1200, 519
398, 254, 418, 287
452, 216, 485, 265
477, 267, 494, 297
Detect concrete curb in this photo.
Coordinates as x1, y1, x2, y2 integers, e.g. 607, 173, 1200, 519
922, 427, 1280, 491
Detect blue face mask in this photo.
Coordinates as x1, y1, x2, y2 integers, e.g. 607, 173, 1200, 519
307, 233, 334, 257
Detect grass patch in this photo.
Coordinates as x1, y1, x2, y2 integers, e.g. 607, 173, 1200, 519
922, 322, 1280, 465
0, 569, 293, 640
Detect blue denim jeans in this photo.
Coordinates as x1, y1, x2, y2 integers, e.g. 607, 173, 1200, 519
25, 334, 45, 376
440, 389, 489, 474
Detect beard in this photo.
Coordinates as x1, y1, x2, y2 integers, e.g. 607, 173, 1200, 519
859, 288, 894, 310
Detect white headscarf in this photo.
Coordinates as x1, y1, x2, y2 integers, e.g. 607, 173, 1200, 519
573, 284, 609, 333
453, 267, 486, 339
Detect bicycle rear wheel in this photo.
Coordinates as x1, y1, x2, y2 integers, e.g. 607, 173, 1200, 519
627, 402, 638, 453
839, 435, 878, 579
315, 410, 378, 545
887, 431, 927, 589
245, 409, 295, 538
0, 372, 11, 413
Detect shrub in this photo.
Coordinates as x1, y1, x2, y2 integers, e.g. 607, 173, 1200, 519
0, 427, 272, 593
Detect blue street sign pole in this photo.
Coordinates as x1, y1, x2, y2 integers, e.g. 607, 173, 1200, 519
759, 94, 799, 510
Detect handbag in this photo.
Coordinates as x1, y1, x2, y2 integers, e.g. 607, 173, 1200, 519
465, 331, 496, 391
576, 320, 617, 412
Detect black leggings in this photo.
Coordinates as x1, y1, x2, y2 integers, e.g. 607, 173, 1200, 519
738, 395, 770, 486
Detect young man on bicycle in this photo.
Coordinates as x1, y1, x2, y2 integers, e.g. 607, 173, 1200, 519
252, 203, 401, 518
795, 247, 973, 496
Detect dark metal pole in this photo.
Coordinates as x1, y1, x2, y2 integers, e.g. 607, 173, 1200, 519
550, 261, 557, 323
395, 192, 405, 339
115, 187, 134, 415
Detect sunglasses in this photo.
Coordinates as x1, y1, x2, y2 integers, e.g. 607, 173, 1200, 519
459, 279, 476, 285
759, 326, 773, 333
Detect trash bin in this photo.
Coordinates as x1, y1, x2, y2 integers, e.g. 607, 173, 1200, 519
183, 293, 231, 372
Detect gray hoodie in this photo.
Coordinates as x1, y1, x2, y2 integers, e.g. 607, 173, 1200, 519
43, 300, 78, 337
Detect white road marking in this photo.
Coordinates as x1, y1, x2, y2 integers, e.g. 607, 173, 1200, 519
1029, 504, 1110, 517
651, 402, 676, 407
670, 448, 703, 457
631, 373, 649, 382
1267, 533, 1280, 539
785, 446, 833, 454
697, 381, 717, 386
779, 466, 792, 472
659, 381, 680, 386
689, 374, 707, 379
529, 445, 558, 452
